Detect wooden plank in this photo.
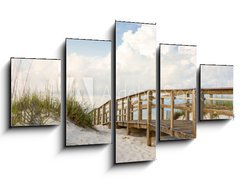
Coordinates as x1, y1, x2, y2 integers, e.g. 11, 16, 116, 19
201, 88, 233, 95
205, 97, 233, 101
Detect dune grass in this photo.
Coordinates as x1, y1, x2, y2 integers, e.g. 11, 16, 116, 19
173, 110, 185, 120
66, 92, 94, 128
205, 100, 233, 109
11, 90, 60, 126
11, 59, 61, 126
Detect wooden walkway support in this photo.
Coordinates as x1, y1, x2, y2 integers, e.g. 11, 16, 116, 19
160, 89, 196, 140
115, 90, 156, 146
200, 87, 233, 120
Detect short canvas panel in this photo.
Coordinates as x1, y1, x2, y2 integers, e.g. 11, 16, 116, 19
66, 38, 111, 146
160, 44, 197, 141
200, 64, 233, 120
115, 21, 156, 163
11, 58, 61, 127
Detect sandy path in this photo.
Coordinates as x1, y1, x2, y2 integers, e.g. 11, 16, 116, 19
66, 121, 111, 146
116, 128, 156, 163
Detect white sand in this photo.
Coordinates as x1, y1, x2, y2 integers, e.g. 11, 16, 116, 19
66, 121, 111, 146
116, 128, 156, 163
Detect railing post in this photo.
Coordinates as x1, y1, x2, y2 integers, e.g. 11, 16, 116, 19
116, 100, 119, 128
121, 99, 124, 122
147, 90, 152, 146
127, 97, 131, 135
209, 94, 213, 119
97, 107, 100, 125
192, 89, 196, 137
185, 93, 189, 120
109, 101, 111, 122
160, 97, 164, 120
200, 91, 204, 120
138, 93, 142, 127
170, 90, 174, 136
93, 109, 96, 125
102, 104, 106, 125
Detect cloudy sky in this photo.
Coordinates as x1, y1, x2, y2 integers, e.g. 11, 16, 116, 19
201, 65, 233, 88
161, 45, 196, 90
11, 58, 61, 98
66, 39, 111, 108
116, 21, 156, 98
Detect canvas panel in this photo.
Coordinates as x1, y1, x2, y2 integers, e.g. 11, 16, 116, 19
115, 21, 156, 163
66, 38, 111, 146
160, 44, 197, 140
11, 58, 61, 127
200, 64, 233, 120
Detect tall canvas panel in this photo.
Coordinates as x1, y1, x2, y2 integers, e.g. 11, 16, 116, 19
160, 44, 197, 140
66, 38, 111, 146
115, 21, 156, 163
200, 64, 233, 120
11, 58, 61, 127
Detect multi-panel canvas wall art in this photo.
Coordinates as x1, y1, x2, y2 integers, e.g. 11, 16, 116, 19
66, 38, 111, 146
115, 21, 156, 163
200, 64, 233, 120
160, 44, 197, 140
11, 58, 61, 127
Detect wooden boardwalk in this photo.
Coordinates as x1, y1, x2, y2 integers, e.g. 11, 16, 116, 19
90, 88, 197, 146
200, 88, 233, 120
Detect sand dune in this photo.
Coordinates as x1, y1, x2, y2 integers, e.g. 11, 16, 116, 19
66, 121, 111, 146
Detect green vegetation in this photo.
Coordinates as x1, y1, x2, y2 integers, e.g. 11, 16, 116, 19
205, 100, 233, 109
11, 90, 60, 126
11, 60, 61, 126
66, 95, 93, 128
173, 110, 185, 120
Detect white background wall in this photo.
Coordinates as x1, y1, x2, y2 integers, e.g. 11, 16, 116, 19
0, 0, 240, 185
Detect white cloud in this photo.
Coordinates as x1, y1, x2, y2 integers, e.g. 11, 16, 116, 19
67, 52, 111, 108
11, 59, 61, 98
116, 24, 156, 98
201, 65, 233, 88
161, 45, 196, 90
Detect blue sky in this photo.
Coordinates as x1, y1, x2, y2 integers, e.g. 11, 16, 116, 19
116, 21, 141, 47
66, 39, 111, 57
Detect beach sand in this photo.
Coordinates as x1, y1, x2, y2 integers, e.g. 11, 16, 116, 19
66, 121, 111, 146
116, 128, 156, 163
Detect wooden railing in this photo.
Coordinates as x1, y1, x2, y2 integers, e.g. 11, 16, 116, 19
90, 100, 111, 128
90, 88, 197, 144
200, 88, 233, 120
115, 90, 156, 146
160, 89, 196, 139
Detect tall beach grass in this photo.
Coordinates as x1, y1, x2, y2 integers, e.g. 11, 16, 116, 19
11, 59, 61, 126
